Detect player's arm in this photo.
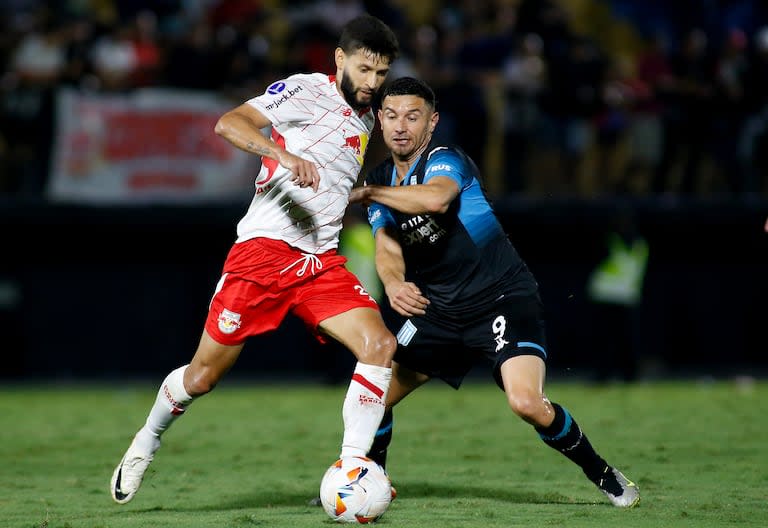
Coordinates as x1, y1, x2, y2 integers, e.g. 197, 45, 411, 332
374, 226, 430, 317
214, 103, 319, 191
350, 176, 459, 215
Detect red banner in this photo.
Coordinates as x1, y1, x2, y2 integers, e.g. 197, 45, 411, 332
48, 88, 258, 203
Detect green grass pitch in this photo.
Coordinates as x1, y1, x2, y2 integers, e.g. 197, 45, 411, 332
1, 379, 766, 527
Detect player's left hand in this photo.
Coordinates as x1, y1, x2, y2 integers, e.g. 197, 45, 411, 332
386, 281, 430, 317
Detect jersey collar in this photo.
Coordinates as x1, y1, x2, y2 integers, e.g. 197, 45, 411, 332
390, 154, 422, 186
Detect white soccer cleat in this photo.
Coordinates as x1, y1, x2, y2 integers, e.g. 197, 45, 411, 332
594, 466, 640, 508
110, 434, 159, 504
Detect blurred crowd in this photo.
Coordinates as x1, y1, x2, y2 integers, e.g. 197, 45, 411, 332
1, 0, 767, 199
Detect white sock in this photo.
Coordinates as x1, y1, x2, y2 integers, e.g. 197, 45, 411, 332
340, 362, 392, 458
134, 365, 194, 453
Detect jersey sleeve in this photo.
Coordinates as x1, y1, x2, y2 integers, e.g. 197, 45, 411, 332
367, 202, 396, 236
364, 162, 397, 236
423, 147, 470, 189
245, 76, 314, 126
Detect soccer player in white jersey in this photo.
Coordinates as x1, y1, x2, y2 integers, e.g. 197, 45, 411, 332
110, 14, 400, 505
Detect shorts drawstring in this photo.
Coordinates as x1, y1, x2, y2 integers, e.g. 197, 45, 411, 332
280, 253, 323, 277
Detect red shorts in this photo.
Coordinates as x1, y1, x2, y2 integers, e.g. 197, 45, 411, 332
205, 237, 379, 345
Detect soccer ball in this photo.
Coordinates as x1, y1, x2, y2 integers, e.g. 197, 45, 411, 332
319, 456, 392, 524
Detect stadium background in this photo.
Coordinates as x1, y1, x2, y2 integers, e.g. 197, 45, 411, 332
1, 0, 767, 383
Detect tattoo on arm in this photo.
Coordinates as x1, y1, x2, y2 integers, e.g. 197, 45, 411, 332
246, 141, 271, 156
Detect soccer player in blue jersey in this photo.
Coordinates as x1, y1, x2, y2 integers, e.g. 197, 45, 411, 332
349, 77, 640, 508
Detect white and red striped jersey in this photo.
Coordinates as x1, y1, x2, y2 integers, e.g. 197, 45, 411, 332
235, 73, 374, 253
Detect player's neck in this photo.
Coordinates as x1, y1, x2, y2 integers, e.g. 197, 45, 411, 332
393, 161, 410, 184
393, 155, 418, 184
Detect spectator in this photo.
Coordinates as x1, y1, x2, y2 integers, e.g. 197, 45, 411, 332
706, 28, 748, 194
1, 10, 63, 194
163, 20, 218, 91
538, 35, 605, 195
593, 57, 637, 195
60, 16, 96, 89
129, 10, 162, 88
502, 32, 547, 193
738, 26, 768, 195
90, 21, 139, 91
624, 33, 673, 195
653, 28, 715, 195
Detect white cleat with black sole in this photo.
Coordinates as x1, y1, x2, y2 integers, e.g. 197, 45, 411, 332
110, 434, 159, 504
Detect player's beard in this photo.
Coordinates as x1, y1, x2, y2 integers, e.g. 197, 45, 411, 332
340, 74, 376, 112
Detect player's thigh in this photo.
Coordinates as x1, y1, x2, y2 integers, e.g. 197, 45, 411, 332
186, 329, 245, 393
297, 265, 394, 364
498, 355, 552, 425
498, 355, 546, 398
319, 307, 395, 365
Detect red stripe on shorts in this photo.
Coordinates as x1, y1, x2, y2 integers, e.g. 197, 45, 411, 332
351, 373, 384, 398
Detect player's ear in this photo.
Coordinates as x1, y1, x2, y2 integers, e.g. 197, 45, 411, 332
334, 48, 345, 70
430, 111, 439, 134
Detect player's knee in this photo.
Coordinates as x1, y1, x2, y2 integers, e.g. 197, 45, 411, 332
184, 367, 219, 396
357, 331, 397, 366
506, 391, 548, 426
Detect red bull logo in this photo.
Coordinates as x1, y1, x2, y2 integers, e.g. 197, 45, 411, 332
343, 133, 369, 165
217, 308, 242, 335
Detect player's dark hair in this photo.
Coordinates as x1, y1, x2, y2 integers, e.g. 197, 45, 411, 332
382, 77, 437, 110
338, 14, 400, 63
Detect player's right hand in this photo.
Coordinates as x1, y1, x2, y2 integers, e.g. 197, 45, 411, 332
349, 186, 371, 205
386, 281, 430, 317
